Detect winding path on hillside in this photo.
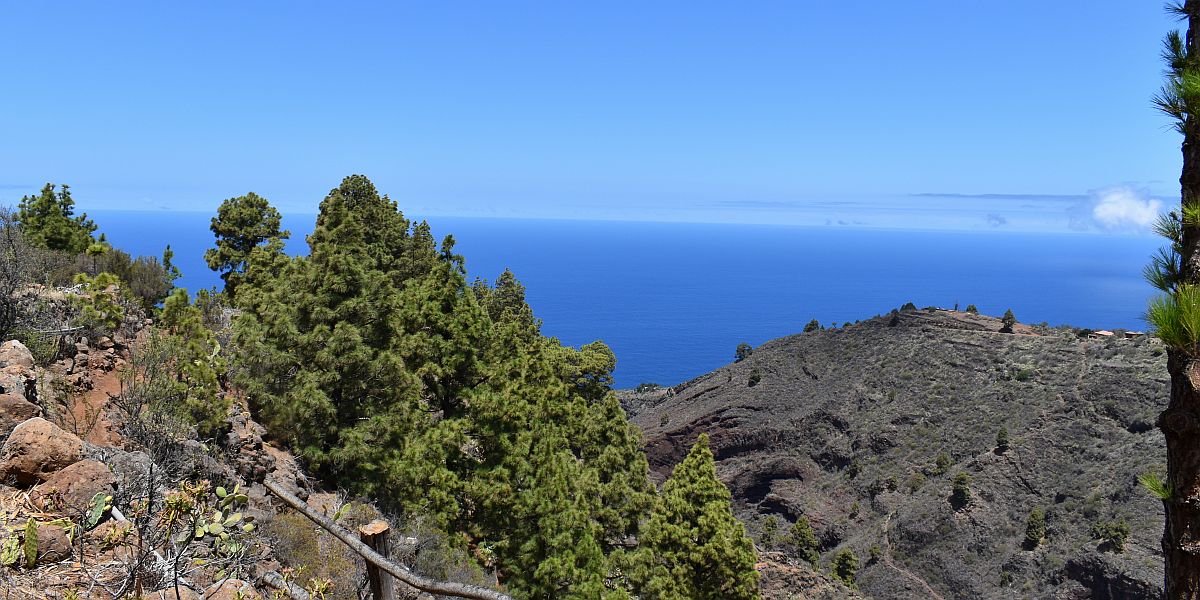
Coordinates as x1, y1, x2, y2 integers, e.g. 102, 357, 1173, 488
881, 512, 947, 600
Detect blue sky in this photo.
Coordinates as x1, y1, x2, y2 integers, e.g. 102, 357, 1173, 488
0, 2, 1185, 232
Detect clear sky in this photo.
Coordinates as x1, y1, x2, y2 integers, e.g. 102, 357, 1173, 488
0, 2, 1186, 232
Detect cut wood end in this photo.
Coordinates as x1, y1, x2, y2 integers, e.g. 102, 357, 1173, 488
359, 519, 390, 536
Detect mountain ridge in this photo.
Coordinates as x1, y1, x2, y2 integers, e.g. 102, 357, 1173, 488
625, 307, 1167, 599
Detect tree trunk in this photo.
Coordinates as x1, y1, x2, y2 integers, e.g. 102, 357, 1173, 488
360, 520, 397, 600
1166, 5, 1200, 598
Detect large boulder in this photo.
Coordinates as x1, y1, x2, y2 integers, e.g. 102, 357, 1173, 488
0, 340, 38, 406
0, 393, 42, 437
0, 417, 84, 486
32, 459, 117, 515
0, 340, 35, 371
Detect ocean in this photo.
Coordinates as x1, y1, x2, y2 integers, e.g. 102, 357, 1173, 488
88, 210, 1164, 389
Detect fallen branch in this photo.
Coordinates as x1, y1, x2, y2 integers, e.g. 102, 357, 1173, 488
259, 570, 311, 600
262, 479, 512, 600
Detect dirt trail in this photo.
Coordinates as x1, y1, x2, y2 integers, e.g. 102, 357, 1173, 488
881, 512, 947, 600
68, 365, 124, 447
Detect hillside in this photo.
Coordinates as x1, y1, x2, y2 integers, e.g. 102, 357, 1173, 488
626, 307, 1168, 599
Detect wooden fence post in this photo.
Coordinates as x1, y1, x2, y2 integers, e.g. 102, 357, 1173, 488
360, 520, 397, 600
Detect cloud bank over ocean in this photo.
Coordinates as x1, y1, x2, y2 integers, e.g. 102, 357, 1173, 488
1089, 186, 1164, 231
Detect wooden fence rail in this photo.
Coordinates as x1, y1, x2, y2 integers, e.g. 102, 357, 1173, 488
263, 479, 513, 600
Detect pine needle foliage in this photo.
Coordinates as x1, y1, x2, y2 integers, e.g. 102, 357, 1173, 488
629, 434, 760, 600
1147, 283, 1200, 353
1140, 470, 1174, 501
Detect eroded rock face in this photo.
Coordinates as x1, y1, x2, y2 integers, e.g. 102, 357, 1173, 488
32, 459, 117, 515
0, 417, 85, 486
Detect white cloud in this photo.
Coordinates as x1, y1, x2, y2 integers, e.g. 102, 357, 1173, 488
1090, 186, 1163, 231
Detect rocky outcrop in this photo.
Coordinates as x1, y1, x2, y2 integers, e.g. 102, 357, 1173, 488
0, 417, 85, 485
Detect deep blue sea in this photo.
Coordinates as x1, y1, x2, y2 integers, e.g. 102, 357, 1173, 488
88, 210, 1163, 389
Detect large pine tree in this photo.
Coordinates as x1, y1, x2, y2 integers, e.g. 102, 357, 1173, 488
232, 175, 656, 592
232, 175, 484, 524
1149, 3, 1200, 595
205, 191, 288, 298
630, 434, 760, 600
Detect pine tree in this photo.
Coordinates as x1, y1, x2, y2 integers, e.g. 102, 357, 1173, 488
831, 549, 859, 586
790, 516, 819, 565
502, 427, 614, 599
1024, 508, 1045, 550
1148, 4, 1200, 593
16, 183, 97, 254
233, 175, 657, 589
630, 434, 759, 600
158, 288, 228, 436
205, 192, 288, 298
1000, 309, 1016, 333
232, 175, 483, 524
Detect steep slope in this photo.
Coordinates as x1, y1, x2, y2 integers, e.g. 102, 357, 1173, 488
628, 308, 1167, 599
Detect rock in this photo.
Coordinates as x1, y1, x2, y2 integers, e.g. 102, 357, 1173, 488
34, 522, 73, 564
205, 579, 262, 599
226, 411, 276, 483
150, 587, 201, 600
32, 459, 117, 515
96, 336, 115, 350
0, 393, 41, 437
0, 417, 85, 486
0, 340, 35, 370
96, 448, 153, 494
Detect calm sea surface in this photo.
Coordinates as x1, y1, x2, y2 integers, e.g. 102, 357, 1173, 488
89, 210, 1163, 388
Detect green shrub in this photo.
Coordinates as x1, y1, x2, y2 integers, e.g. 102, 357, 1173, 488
636, 382, 662, 393
804, 319, 822, 333
932, 452, 952, 475
831, 549, 859, 585
761, 515, 779, 547
965, 304, 979, 314
72, 272, 125, 335
996, 426, 1010, 453
907, 472, 926, 493
1092, 518, 1130, 552
950, 472, 971, 508
735, 342, 753, 361
790, 516, 819, 565
748, 367, 761, 387
1024, 508, 1045, 549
